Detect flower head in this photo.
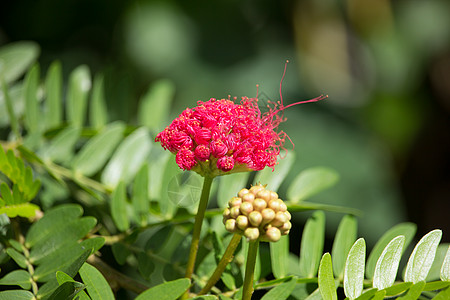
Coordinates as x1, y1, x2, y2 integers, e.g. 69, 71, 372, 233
155, 94, 325, 177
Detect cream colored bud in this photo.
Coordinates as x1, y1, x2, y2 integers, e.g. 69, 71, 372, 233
268, 199, 281, 212
280, 221, 292, 232
229, 197, 242, 207
236, 215, 249, 230
223, 207, 231, 218
270, 191, 279, 200
240, 202, 253, 216
278, 201, 287, 212
238, 188, 250, 198
281, 229, 290, 235
230, 206, 240, 218
261, 208, 275, 224
256, 189, 271, 202
242, 193, 255, 203
248, 211, 262, 227
284, 211, 291, 221
225, 219, 236, 232
271, 211, 289, 227
265, 227, 281, 242
244, 227, 260, 241
253, 198, 267, 211
249, 185, 264, 195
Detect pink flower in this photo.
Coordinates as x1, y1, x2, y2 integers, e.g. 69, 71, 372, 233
155, 93, 326, 177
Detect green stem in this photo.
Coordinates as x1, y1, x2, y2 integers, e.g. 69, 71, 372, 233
199, 233, 242, 295
183, 176, 214, 295
242, 240, 259, 300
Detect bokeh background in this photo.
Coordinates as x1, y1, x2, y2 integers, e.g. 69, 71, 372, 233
1, 0, 449, 248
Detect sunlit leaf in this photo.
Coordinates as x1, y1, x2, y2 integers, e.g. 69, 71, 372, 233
404, 229, 442, 283
366, 222, 416, 279
299, 211, 325, 278
373, 235, 405, 290
318, 253, 337, 300
287, 167, 339, 203
427, 243, 449, 281
396, 281, 426, 300
0, 290, 34, 300
23, 63, 40, 134
441, 245, 450, 281
42, 126, 81, 163
344, 238, 366, 300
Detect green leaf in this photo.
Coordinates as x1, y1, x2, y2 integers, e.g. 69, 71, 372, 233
384, 282, 413, 297
261, 276, 297, 300
373, 235, 405, 290
344, 238, 366, 300
396, 281, 426, 300
318, 253, 337, 300
404, 229, 442, 283
0, 203, 40, 218
79, 263, 114, 300
217, 172, 249, 208
366, 222, 416, 279
89, 73, 108, 129
111, 242, 130, 265
270, 235, 289, 279
42, 126, 81, 163
66, 65, 91, 127
0, 290, 34, 300
254, 151, 295, 193
353, 288, 377, 300
442, 245, 450, 281
0, 270, 31, 290
47, 281, 86, 300
135, 278, 190, 300
36, 248, 91, 299
101, 127, 152, 188
33, 242, 88, 282
0, 41, 40, 84
72, 122, 125, 176
138, 79, 175, 130
23, 63, 40, 134
370, 290, 387, 300
299, 211, 325, 277
6, 248, 27, 268
44, 61, 62, 129
1, 80, 20, 138
81, 237, 105, 254
25, 204, 83, 247
433, 286, 450, 300
191, 296, 217, 300
331, 215, 358, 280
137, 251, 155, 280
427, 243, 450, 281
423, 281, 450, 291
132, 164, 150, 225
287, 167, 339, 203
29, 217, 96, 263
111, 181, 130, 232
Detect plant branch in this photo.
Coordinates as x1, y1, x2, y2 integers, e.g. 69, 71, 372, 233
199, 233, 242, 295
183, 175, 214, 298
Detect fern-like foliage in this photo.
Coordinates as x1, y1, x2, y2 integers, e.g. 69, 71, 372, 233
0, 146, 41, 218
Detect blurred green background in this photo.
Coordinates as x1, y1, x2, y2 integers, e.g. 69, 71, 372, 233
1, 0, 449, 247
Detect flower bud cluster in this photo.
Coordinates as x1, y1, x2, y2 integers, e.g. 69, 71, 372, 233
223, 184, 291, 242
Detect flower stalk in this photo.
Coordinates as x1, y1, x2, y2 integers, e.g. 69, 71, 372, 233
183, 176, 214, 297
242, 239, 259, 300
199, 233, 242, 295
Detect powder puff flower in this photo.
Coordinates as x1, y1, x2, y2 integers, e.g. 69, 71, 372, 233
155, 92, 325, 177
